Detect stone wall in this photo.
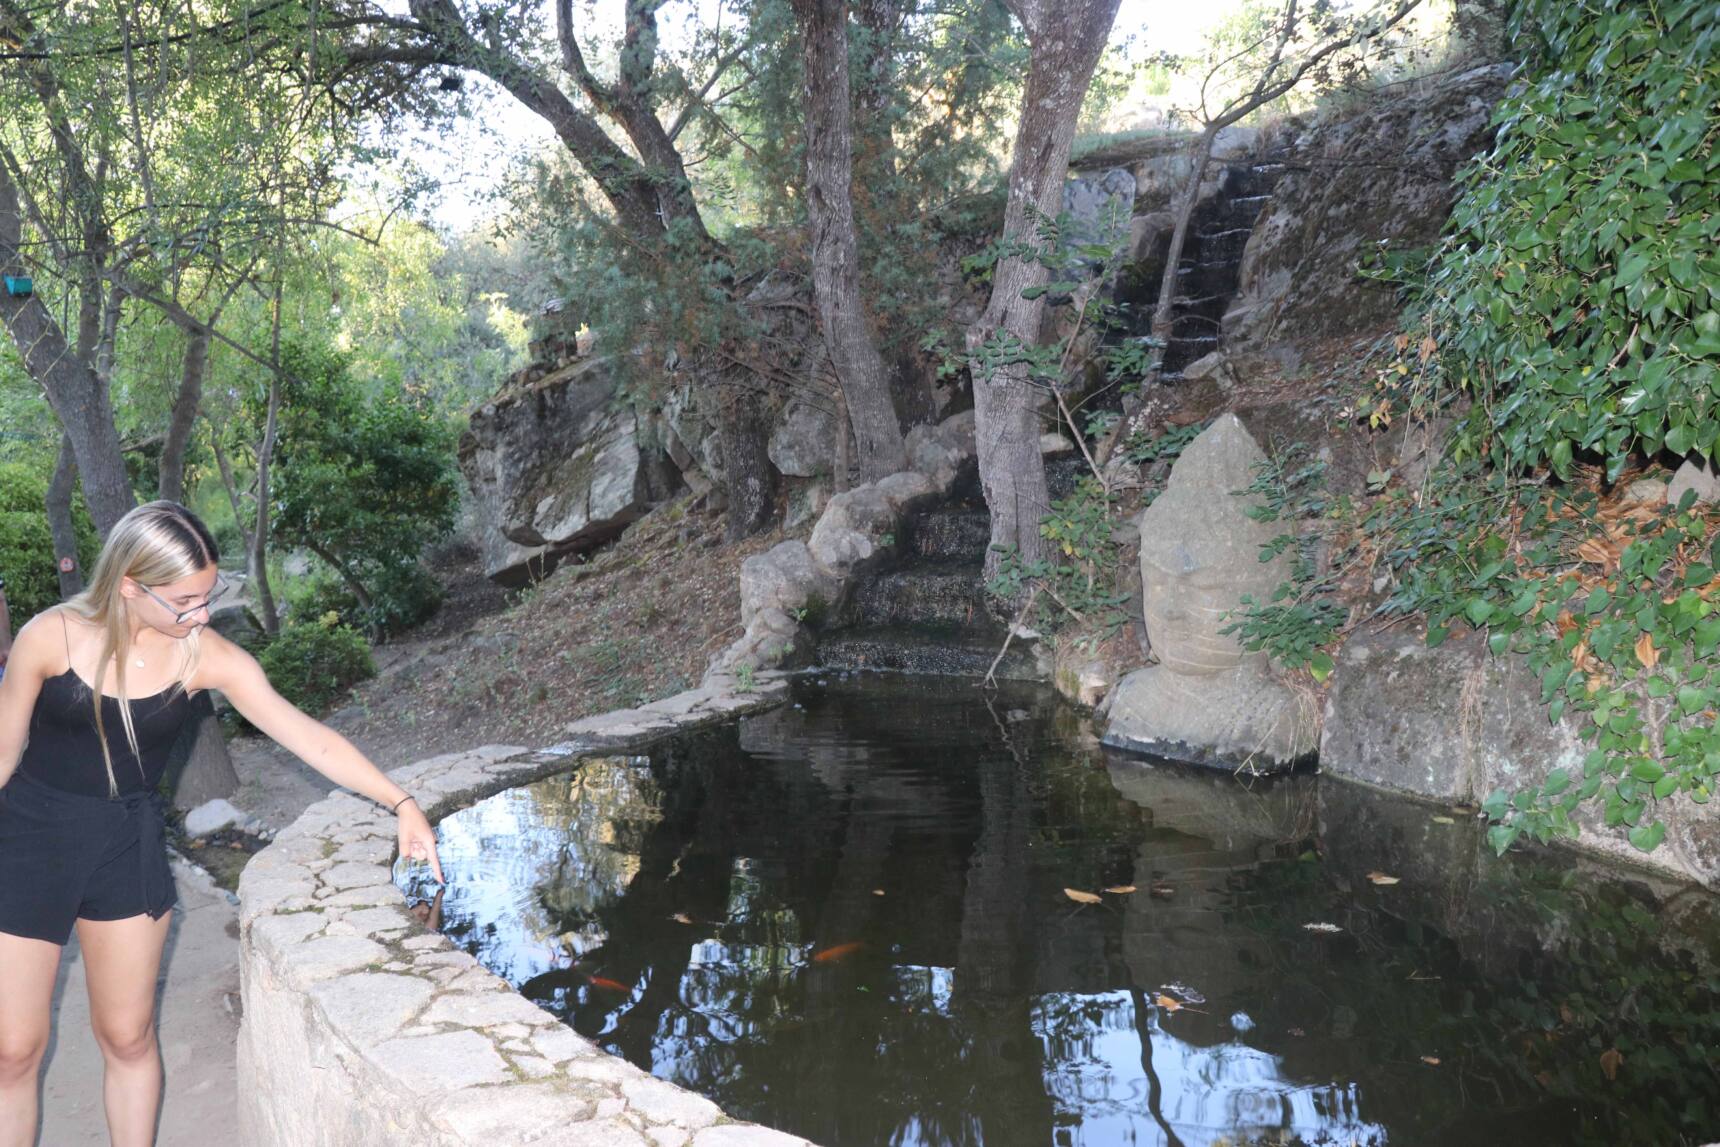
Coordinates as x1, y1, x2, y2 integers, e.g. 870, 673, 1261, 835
238, 681, 816, 1147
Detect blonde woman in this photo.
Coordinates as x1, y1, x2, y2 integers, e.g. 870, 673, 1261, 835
0, 501, 442, 1147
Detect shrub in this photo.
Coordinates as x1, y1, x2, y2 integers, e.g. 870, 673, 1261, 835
256, 616, 375, 716
0, 461, 100, 621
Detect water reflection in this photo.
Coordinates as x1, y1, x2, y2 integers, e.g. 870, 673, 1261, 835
429, 677, 1720, 1147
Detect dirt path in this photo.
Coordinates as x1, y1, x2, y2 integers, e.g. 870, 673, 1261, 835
38, 859, 240, 1146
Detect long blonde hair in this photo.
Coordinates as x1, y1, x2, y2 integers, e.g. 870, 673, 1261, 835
65, 500, 219, 794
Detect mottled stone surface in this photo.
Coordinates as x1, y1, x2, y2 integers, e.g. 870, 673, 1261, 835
238, 704, 818, 1147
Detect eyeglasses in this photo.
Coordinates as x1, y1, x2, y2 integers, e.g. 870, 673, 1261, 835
139, 577, 229, 624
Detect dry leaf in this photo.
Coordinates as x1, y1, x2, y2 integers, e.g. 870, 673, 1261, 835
1418, 334, 1438, 363
871, 889, 886, 897
1064, 888, 1102, 905
1367, 872, 1400, 885
1599, 1047, 1624, 1081
671, 913, 694, 925
1103, 885, 1137, 895
1154, 994, 1182, 1012
1635, 631, 1658, 669
1420, 1056, 1441, 1066
1431, 816, 1456, 825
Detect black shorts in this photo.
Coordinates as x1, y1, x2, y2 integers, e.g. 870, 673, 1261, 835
0, 772, 177, 945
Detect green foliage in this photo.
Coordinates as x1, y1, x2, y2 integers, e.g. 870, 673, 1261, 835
0, 462, 100, 621
1419, 0, 1720, 481
264, 341, 459, 635
1376, 467, 1720, 856
1220, 449, 1343, 679
1355, 0, 1720, 854
987, 478, 1131, 640
255, 615, 375, 717
1123, 420, 1207, 466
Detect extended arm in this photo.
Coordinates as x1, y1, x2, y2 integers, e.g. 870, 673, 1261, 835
201, 632, 444, 881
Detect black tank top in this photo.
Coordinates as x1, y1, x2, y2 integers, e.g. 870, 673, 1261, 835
17, 617, 194, 797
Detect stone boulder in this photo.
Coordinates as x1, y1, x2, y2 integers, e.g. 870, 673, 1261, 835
459, 359, 682, 585
1222, 63, 1512, 348
1321, 625, 1720, 888
768, 397, 839, 478
1104, 660, 1318, 769
1137, 414, 1290, 675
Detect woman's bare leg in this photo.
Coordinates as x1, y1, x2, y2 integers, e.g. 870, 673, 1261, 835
0, 931, 62, 1147
77, 911, 172, 1147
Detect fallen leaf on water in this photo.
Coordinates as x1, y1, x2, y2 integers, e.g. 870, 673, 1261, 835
1103, 885, 1137, 895
1064, 888, 1103, 905
1420, 1056, 1441, 1066
1155, 994, 1182, 1012
812, 941, 865, 964
1431, 815, 1456, 824
872, 889, 886, 896
1599, 1047, 1624, 1081
1635, 631, 1659, 670
671, 913, 694, 925
1366, 872, 1401, 885
1149, 883, 1176, 898
1288, 1027, 1306, 1037
1302, 922, 1344, 934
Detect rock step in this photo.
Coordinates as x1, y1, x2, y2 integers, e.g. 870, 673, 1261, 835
816, 627, 1038, 680
850, 568, 990, 629
908, 508, 993, 562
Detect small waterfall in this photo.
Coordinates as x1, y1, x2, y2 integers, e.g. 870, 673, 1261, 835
1121, 157, 1286, 381
815, 456, 1088, 678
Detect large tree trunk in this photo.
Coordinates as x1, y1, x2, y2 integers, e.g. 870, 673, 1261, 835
160, 327, 211, 505
0, 175, 135, 536
46, 433, 85, 599
793, 0, 908, 483
714, 376, 776, 541
250, 366, 283, 637
965, 0, 1122, 579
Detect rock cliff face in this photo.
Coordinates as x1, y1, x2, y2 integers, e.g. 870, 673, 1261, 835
1222, 62, 1513, 348
458, 358, 681, 585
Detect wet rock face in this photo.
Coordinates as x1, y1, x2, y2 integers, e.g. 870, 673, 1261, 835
458, 359, 681, 586
1321, 626, 1720, 889
1222, 62, 1513, 348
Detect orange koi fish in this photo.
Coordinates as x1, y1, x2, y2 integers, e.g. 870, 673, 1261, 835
811, 941, 865, 964
587, 976, 630, 992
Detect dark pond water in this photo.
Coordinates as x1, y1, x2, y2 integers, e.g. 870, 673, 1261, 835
423, 677, 1720, 1147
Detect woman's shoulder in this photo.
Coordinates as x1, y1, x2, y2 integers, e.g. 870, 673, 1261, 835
10, 607, 75, 675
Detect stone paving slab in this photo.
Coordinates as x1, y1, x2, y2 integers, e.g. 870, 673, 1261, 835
239, 682, 817, 1147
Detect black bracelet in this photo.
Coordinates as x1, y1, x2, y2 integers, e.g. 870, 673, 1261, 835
390, 794, 417, 813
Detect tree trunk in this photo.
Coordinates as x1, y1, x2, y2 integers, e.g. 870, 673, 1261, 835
250, 368, 282, 636
715, 375, 776, 541
304, 539, 375, 615
793, 0, 908, 483
46, 433, 84, 599
965, 0, 1122, 579
0, 170, 135, 536
160, 327, 210, 505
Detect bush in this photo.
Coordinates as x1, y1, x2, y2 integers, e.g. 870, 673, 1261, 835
283, 559, 444, 636
256, 617, 375, 716
1421, 0, 1720, 479
0, 461, 100, 622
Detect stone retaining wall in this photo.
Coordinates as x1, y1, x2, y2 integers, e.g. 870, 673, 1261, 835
237, 680, 809, 1147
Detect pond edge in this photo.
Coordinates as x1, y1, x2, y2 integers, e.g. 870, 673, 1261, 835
236, 675, 806, 1147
